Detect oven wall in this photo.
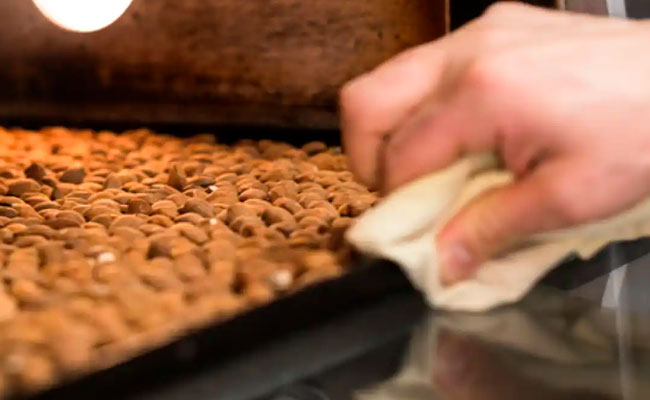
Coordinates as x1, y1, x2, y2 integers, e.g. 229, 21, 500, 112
0, 0, 446, 131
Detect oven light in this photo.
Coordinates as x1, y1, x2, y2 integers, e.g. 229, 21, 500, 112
32, 0, 134, 33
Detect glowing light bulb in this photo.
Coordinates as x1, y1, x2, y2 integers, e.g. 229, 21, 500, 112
33, 0, 133, 33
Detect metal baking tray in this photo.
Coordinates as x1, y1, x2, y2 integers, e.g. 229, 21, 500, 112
5, 125, 650, 399
22, 258, 411, 400
19, 237, 650, 400
0, 125, 405, 399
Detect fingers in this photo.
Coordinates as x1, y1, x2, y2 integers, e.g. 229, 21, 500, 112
382, 86, 499, 192
339, 42, 447, 189
436, 164, 572, 286
339, 1, 542, 191
340, 1, 577, 192
437, 152, 650, 286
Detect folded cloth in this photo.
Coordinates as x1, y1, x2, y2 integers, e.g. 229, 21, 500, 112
346, 153, 650, 312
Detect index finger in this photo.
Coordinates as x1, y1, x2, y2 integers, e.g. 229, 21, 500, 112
339, 41, 447, 189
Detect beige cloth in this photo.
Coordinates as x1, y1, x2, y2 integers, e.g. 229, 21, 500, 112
346, 153, 650, 312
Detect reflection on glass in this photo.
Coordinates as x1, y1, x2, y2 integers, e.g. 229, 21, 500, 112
357, 288, 650, 400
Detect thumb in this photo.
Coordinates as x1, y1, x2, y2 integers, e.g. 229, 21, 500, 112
436, 171, 568, 286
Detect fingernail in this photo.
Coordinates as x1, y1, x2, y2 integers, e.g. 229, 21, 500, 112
438, 242, 476, 285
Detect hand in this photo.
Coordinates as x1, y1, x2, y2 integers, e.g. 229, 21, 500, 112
340, 3, 650, 285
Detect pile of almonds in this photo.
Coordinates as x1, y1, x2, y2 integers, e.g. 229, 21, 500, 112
0, 127, 378, 397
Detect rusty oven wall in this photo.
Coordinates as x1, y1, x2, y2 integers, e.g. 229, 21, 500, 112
0, 0, 446, 131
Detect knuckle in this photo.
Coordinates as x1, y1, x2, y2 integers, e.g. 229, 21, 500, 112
483, 2, 527, 18
461, 56, 505, 94
339, 77, 368, 117
540, 180, 590, 227
476, 26, 510, 49
465, 11, 512, 50
455, 199, 510, 259
461, 46, 523, 99
339, 77, 377, 138
470, 216, 503, 254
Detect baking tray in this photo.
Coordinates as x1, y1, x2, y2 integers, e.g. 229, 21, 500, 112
5, 124, 650, 399
22, 258, 412, 400
114, 290, 426, 400
0, 124, 408, 399
20, 238, 650, 400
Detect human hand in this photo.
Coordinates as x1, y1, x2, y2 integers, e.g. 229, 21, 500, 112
340, 3, 650, 285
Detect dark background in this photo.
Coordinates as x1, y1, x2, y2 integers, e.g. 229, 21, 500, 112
451, 0, 557, 30
627, 0, 650, 18
451, 0, 650, 30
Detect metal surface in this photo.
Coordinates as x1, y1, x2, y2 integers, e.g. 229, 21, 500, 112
608, 0, 628, 17
136, 294, 424, 400
560, 0, 610, 15
572, 251, 650, 313
559, 0, 650, 17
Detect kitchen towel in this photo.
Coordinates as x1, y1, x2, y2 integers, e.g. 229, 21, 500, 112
346, 153, 650, 312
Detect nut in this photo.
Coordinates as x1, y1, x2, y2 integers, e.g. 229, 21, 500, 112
168, 164, 187, 190
8, 179, 41, 197
0, 126, 376, 398
59, 167, 87, 184
302, 141, 327, 155
225, 204, 257, 224
173, 223, 208, 245
262, 207, 296, 226
181, 198, 213, 218
273, 198, 303, 215
24, 163, 48, 182
109, 215, 145, 230
230, 215, 263, 236
127, 198, 152, 215
151, 200, 179, 218
239, 188, 267, 202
